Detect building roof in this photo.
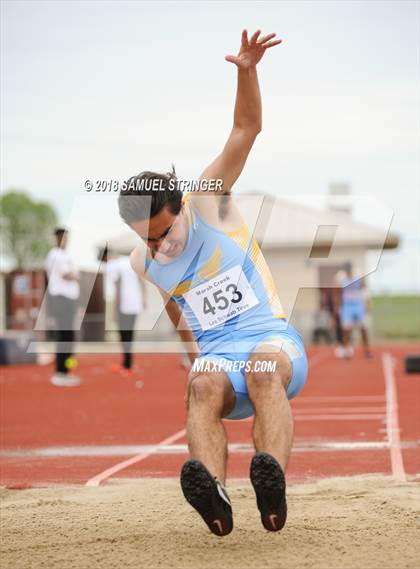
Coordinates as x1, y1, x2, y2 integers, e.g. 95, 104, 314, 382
238, 194, 399, 250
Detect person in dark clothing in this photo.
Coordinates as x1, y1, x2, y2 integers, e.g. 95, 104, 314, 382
46, 228, 81, 386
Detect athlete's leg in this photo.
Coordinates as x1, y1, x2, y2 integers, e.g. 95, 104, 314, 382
245, 348, 293, 471
335, 312, 344, 345
361, 324, 372, 357
181, 370, 236, 537
341, 304, 353, 352
118, 313, 136, 369
245, 343, 298, 532
186, 369, 236, 484
341, 319, 354, 358
342, 326, 351, 347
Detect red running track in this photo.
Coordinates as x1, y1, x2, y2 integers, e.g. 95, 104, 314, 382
0, 345, 419, 488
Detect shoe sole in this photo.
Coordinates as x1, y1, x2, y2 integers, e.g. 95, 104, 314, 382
180, 459, 233, 536
250, 452, 287, 531
51, 379, 81, 387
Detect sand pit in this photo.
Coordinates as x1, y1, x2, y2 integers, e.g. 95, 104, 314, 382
1, 475, 419, 569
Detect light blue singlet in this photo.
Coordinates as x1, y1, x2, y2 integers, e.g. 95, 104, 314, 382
144, 197, 308, 419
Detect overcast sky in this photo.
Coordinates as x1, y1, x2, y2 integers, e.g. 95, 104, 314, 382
1, 0, 419, 293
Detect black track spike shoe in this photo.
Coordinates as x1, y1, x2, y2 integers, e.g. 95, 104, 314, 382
250, 452, 287, 531
180, 459, 233, 536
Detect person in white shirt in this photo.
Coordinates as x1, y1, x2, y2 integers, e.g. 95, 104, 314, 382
46, 228, 81, 386
101, 247, 147, 377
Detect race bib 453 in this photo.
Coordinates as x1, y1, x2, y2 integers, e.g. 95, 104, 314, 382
183, 265, 259, 331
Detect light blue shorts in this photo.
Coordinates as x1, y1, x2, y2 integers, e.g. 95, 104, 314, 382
341, 302, 366, 328
194, 324, 308, 420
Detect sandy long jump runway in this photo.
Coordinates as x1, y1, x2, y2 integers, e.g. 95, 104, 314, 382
1, 345, 419, 568
1, 476, 419, 569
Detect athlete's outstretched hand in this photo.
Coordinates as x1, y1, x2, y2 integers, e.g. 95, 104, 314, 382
225, 30, 282, 69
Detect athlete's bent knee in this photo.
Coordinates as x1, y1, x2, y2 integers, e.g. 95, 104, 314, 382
188, 374, 225, 407
246, 352, 291, 391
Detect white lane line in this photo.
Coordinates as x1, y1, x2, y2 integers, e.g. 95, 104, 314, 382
243, 412, 386, 423
294, 414, 385, 421
3, 440, 399, 458
85, 428, 186, 487
294, 396, 385, 403
382, 352, 406, 482
293, 407, 386, 414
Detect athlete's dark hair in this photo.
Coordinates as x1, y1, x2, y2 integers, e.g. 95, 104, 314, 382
118, 165, 183, 225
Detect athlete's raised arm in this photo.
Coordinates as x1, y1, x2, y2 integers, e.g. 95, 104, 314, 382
198, 30, 282, 195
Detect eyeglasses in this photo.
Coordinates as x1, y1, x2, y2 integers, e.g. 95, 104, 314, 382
142, 215, 180, 246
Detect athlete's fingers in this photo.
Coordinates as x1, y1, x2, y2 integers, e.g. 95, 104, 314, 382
241, 29, 249, 48
249, 29, 261, 45
225, 55, 240, 65
262, 39, 283, 49
258, 33, 277, 45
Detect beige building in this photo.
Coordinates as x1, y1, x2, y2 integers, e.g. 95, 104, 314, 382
105, 186, 399, 342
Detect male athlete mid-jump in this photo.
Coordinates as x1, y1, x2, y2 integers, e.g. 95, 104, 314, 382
119, 30, 308, 536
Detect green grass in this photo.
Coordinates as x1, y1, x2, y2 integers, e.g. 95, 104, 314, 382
371, 295, 420, 340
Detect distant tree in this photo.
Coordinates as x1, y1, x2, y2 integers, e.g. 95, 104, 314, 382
0, 190, 58, 269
